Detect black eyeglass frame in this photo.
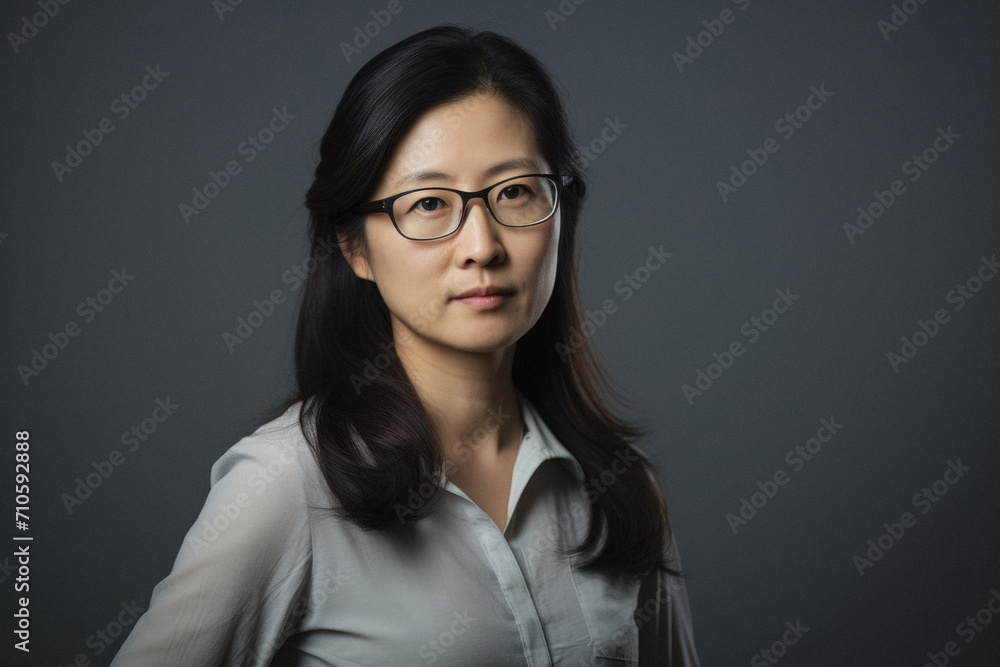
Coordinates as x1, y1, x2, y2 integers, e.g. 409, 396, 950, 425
347, 173, 575, 241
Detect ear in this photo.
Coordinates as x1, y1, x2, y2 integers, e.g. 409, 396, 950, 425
336, 231, 375, 282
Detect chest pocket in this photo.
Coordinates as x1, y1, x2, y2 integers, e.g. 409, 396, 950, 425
569, 563, 641, 665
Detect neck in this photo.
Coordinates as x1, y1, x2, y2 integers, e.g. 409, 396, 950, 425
391, 322, 524, 471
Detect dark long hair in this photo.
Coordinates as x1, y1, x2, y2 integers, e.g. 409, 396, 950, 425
266, 25, 679, 579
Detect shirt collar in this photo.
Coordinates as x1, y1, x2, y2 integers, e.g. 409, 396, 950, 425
516, 388, 586, 484
437, 388, 587, 500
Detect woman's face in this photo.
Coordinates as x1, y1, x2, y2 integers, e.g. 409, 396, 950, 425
344, 93, 561, 356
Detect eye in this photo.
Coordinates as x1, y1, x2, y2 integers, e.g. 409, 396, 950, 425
415, 197, 446, 212
499, 184, 530, 201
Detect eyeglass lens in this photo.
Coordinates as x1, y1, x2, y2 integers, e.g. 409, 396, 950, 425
392, 176, 557, 239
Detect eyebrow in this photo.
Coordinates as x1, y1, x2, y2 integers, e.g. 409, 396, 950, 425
393, 158, 541, 189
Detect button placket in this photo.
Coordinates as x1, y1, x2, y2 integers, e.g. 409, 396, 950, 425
461, 501, 553, 667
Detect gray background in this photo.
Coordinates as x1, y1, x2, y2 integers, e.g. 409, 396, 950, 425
3, 1, 999, 665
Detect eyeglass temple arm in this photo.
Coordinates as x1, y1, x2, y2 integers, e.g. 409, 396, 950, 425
349, 199, 390, 215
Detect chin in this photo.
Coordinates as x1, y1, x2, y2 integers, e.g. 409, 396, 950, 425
446, 324, 522, 353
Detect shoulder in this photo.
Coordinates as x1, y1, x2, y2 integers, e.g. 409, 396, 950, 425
207, 401, 328, 511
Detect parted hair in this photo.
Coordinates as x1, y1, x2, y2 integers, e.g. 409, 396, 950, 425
265, 24, 679, 579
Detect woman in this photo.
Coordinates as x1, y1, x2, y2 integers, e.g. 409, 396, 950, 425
113, 24, 700, 666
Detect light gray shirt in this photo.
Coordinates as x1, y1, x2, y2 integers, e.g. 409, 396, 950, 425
112, 390, 700, 666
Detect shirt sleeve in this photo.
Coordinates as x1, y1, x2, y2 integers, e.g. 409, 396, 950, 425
635, 534, 701, 666
111, 435, 313, 667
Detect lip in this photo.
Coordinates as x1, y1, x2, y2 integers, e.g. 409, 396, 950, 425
452, 285, 516, 300
452, 285, 515, 310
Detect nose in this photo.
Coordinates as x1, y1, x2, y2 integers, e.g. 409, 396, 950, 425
455, 196, 504, 266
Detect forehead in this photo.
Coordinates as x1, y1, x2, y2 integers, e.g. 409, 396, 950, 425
378, 93, 545, 192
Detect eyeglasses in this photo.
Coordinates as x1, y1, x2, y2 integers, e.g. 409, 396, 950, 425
348, 173, 573, 241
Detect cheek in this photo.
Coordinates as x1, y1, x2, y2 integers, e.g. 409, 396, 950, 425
538, 221, 561, 283
365, 231, 452, 328
522, 222, 561, 307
